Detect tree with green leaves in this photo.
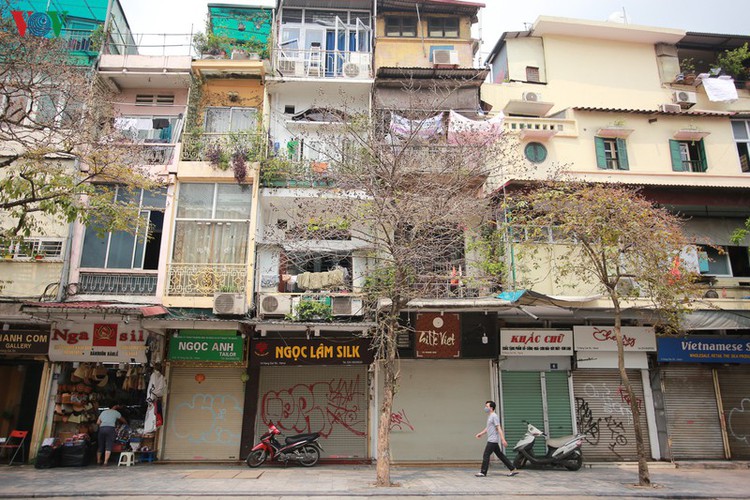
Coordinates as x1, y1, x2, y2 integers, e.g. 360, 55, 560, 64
505, 182, 703, 487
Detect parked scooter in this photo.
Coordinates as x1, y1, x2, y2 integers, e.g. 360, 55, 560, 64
246, 421, 323, 468
512, 421, 584, 471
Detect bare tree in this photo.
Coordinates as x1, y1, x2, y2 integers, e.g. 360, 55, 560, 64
260, 79, 525, 486
505, 182, 703, 486
0, 1, 158, 249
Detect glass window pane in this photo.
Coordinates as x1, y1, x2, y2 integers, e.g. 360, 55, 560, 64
215, 184, 252, 219
212, 221, 248, 264
107, 231, 135, 268
80, 227, 107, 268
706, 246, 731, 275
205, 107, 231, 133
230, 108, 257, 131
177, 183, 214, 219
36, 94, 57, 125
282, 9, 302, 23
172, 221, 212, 263
732, 121, 748, 140
142, 187, 167, 209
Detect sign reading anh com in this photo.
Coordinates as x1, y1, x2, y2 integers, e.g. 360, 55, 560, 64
573, 326, 656, 352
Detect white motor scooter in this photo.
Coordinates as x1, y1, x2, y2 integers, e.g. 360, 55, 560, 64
512, 421, 584, 471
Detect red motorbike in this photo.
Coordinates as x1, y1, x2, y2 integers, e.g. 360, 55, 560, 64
246, 421, 323, 467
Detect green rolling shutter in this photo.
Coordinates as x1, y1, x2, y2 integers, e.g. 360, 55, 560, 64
616, 138, 629, 170
697, 139, 708, 172
669, 140, 684, 171
544, 371, 574, 438
594, 137, 608, 169
502, 372, 545, 456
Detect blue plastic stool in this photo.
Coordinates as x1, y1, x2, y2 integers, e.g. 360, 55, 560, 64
138, 451, 156, 463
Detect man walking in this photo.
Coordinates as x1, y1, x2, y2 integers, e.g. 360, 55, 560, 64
475, 400, 518, 477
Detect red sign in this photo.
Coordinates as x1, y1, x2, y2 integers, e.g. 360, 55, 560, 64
415, 313, 460, 358
93, 324, 118, 347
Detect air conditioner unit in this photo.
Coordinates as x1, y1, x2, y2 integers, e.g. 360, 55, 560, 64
522, 91, 542, 102
331, 296, 364, 316
433, 49, 459, 66
213, 293, 247, 315
659, 103, 682, 113
278, 58, 303, 76
258, 293, 293, 317
672, 90, 697, 108
342, 62, 363, 78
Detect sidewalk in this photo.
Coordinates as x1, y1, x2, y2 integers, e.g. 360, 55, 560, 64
0, 462, 748, 498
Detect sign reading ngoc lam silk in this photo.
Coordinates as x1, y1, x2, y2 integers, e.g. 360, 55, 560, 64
49, 322, 148, 363
169, 331, 244, 362
573, 326, 656, 352
251, 338, 373, 366
501, 329, 573, 356
657, 336, 750, 364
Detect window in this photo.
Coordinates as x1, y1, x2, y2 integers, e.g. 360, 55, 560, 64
135, 94, 175, 105
204, 107, 258, 133
1, 238, 64, 260
116, 116, 179, 143
172, 183, 252, 264
732, 120, 750, 173
595, 137, 629, 170
526, 66, 540, 83
385, 16, 417, 37
524, 142, 547, 163
80, 187, 167, 270
427, 17, 459, 38
2, 93, 29, 125
698, 245, 750, 277
669, 139, 707, 172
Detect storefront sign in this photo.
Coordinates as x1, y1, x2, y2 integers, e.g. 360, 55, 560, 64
415, 313, 460, 358
500, 329, 573, 356
169, 331, 244, 362
657, 336, 750, 364
48, 322, 147, 362
0, 328, 49, 355
251, 338, 373, 366
574, 326, 656, 352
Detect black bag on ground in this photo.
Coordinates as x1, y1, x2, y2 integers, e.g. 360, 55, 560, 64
60, 443, 88, 467
35, 446, 61, 469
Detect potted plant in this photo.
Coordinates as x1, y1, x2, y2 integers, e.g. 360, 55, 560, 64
717, 43, 750, 86
193, 31, 231, 58
678, 57, 697, 85
32, 251, 44, 261
287, 299, 333, 322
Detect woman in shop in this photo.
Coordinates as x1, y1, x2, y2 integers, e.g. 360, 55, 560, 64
97, 405, 127, 465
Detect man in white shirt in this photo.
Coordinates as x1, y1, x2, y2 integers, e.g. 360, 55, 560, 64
475, 400, 518, 477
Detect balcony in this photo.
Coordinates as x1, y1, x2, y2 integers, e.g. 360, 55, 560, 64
181, 132, 267, 162
78, 271, 158, 296
167, 263, 247, 297
272, 49, 372, 80
504, 117, 578, 139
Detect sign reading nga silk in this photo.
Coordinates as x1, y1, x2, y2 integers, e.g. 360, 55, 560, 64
573, 326, 656, 352
48, 322, 148, 363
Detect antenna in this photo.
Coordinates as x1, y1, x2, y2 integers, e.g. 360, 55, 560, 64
607, 7, 630, 24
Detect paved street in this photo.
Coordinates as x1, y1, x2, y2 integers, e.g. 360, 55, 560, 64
0, 461, 748, 499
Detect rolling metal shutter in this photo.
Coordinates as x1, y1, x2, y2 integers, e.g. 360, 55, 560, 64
162, 366, 246, 461
572, 369, 651, 461
256, 365, 367, 460
717, 365, 750, 459
661, 366, 724, 460
545, 371, 575, 438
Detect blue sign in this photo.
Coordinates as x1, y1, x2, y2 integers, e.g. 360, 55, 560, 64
657, 336, 750, 364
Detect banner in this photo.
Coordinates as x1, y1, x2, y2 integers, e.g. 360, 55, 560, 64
657, 336, 750, 364
573, 326, 656, 352
251, 338, 373, 366
0, 328, 49, 355
48, 322, 147, 362
501, 329, 573, 356
169, 331, 244, 362
416, 313, 460, 358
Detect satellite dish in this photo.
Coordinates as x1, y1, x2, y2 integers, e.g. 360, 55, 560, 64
607, 10, 630, 24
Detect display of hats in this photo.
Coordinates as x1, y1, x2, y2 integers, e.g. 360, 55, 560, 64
96, 374, 109, 388
70, 363, 91, 383
72, 402, 85, 412
61, 393, 72, 404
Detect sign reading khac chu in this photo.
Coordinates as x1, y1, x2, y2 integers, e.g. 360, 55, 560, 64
415, 313, 460, 358
501, 329, 573, 356
573, 326, 656, 352
48, 322, 148, 363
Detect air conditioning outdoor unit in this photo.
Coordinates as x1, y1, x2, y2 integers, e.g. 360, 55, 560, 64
672, 90, 697, 108
278, 58, 303, 76
659, 103, 682, 113
213, 293, 247, 315
433, 49, 459, 66
331, 296, 364, 316
522, 91, 542, 102
342, 62, 364, 78
258, 293, 293, 317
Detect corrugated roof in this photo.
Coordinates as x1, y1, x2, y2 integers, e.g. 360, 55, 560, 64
376, 66, 488, 84
378, 0, 485, 16
572, 106, 735, 117
21, 302, 167, 317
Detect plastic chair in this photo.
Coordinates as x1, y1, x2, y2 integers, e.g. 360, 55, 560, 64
118, 451, 136, 466
0, 430, 28, 465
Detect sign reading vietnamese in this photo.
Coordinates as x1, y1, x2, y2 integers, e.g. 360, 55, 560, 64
415, 313, 460, 358
169, 331, 244, 362
657, 336, 750, 364
251, 338, 373, 366
573, 326, 656, 352
48, 322, 148, 362
501, 329, 573, 356
0, 328, 49, 355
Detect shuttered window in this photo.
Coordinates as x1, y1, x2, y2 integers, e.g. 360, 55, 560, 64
670, 139, 707, 172
595, 137, 629, 170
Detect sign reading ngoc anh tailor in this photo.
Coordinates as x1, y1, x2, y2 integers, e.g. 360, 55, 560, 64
169, 331, 244, 362
657, 336, 750, 364
251, 338, 373, 366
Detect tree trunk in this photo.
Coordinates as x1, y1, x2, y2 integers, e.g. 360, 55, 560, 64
613, 302, 651, 486
375, 317, 399, 487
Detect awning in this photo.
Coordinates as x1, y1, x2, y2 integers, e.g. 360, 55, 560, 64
682, 310, 750, 330
21, 301, 168, 317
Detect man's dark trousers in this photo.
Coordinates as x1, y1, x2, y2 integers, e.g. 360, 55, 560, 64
480, 442, 514, 474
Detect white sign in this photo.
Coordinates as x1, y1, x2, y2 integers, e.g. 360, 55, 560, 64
48, 322, 148, 363
575, 351, 649, 369
573, 326, 656, 352
501, 329, 573, 356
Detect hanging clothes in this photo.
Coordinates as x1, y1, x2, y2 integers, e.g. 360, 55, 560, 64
388, 113, 444, 142
152, 118, 170, 129
447, 110, 505, 145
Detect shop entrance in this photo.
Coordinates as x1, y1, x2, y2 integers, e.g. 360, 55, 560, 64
0, 361, 43, 463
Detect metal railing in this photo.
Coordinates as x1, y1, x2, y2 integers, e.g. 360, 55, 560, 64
102, 33, 195, 57
78, 272, 158, 296
180, 132, 267, 162
273, 48, 372, 79
167, 263, 247, 297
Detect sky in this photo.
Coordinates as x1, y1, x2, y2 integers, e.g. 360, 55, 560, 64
120, 0, 750, 60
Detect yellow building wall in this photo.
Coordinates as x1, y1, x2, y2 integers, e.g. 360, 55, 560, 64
198, 78, 264, 125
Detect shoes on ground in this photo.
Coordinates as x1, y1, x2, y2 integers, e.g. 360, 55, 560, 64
475, 472, 486, 477
508, 470, 519, 476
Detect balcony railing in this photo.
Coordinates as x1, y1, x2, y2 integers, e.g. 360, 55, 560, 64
261, 157, 335, 187
78, 272, 158, 296
273, 48, 372, 79
181, 132, 266, 162
167, 263, 247, 297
